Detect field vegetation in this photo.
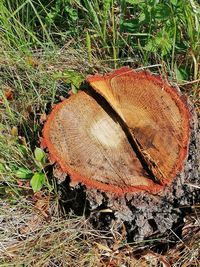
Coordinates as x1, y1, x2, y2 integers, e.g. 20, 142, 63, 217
0, 0, 199, 266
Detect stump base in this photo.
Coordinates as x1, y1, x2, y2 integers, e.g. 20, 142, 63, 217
57, 113, 199, 241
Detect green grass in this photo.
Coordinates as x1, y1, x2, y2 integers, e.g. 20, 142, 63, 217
0, 0, 199, 266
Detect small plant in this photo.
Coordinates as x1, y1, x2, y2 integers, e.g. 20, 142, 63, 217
120, 0, 200, 78
15, 147, 49, 193
52, 69, 84, 94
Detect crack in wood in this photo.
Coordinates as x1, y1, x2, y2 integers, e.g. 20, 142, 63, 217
85, 87, 162, 185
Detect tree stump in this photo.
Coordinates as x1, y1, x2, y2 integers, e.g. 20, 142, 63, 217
42, 67, 199, 241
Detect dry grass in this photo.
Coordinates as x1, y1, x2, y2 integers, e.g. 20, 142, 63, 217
0, 196, 143, 266
1, 196, 199, 266
0, 197, 102, 266
166, 208, 200, 266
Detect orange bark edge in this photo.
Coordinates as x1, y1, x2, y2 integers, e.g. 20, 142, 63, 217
42, 67, 190, 196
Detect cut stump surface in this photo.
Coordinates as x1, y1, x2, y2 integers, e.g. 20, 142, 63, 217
43, 67, 191, 195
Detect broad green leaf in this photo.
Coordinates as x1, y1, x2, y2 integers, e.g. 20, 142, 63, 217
15, 167, 33, 179
170, 0, 178, 6
34, 147, 46, 163
139, 12, 145, 22
154, 4, 171, 20
30, 172, 45, 192
175, 66, 188, 82
120, 20, 140, 32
